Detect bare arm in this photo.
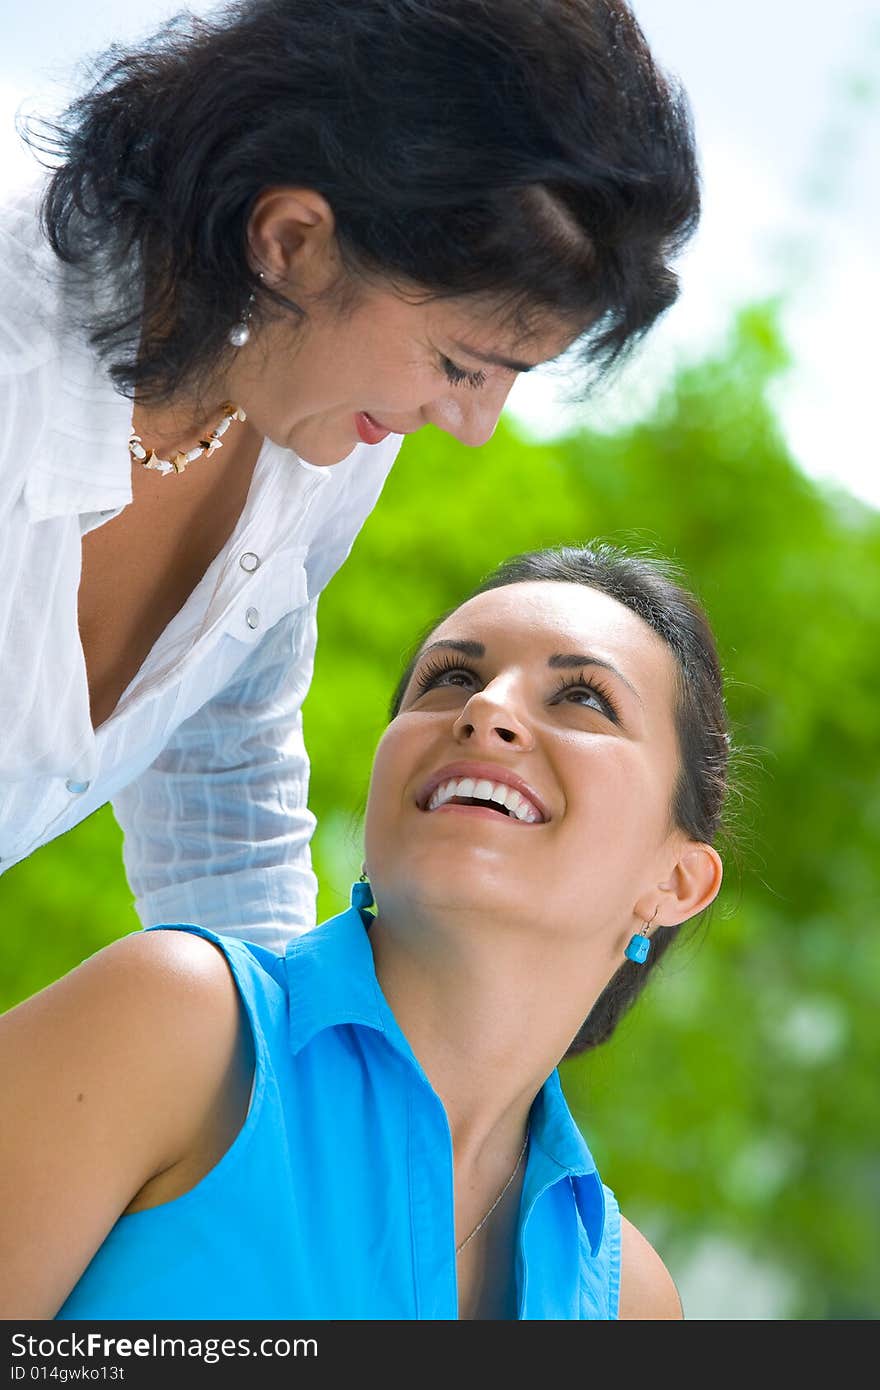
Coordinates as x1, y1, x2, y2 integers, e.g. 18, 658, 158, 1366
0, 929, 244, 1318
618, 1214, 684, 1320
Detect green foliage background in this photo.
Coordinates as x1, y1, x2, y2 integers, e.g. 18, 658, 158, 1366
2, 305, 878, 1318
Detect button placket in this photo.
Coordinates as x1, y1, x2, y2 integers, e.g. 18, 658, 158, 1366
238, 552, 262, 633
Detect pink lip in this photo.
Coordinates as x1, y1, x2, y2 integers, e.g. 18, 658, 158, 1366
354, 411, 392, 445
416, 760, 550, 822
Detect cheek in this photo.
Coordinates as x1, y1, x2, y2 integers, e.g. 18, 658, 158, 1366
363, 727, 411, 862
561, 740, 672, 845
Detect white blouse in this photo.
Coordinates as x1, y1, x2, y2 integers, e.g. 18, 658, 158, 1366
0, 177, 402, 949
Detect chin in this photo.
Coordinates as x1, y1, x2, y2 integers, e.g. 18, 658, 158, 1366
286, 425, 358, 469
385, 852, 529, 920
298, 445, 353, 468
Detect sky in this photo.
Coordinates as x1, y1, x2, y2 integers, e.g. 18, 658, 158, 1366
2, 0, 878, 507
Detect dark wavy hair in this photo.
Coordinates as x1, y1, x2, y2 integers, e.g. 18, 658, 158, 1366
388, 543, 734, 1056
20, 0, 700, 407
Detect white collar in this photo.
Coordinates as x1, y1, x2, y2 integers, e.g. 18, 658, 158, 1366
23, 330, 135, 524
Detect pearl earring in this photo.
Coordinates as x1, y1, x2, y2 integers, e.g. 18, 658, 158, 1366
228, 273, 265, 348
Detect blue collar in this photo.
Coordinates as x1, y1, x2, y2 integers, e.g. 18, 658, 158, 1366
284, 906, 389, 1048
284, 906, 606, 1254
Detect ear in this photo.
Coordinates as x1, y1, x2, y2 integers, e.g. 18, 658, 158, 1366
636, 841, 723, 929
246, 186, 339, 293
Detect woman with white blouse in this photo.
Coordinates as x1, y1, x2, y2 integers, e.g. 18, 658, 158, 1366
0, 0, 700, 947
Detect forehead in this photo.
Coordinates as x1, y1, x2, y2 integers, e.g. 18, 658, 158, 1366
425, 580, 676, 695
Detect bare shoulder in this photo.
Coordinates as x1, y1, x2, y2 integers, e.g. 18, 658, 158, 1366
86, 925, 242, 1009
46, 927, 242, 1049
1, 926, 246, 1171
0, 927, 246, 1317
617, 1215, 684, 1320
87, 927, 246, 1084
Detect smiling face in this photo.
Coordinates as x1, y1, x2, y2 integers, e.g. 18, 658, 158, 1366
229, 285, 573, 468
364, 580, 692, 951
219, 186, 577, 468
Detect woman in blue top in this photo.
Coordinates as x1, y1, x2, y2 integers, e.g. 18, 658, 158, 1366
0, 542, 727, 1320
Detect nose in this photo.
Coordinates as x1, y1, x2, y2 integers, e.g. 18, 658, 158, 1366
425, 376, 515, 449
451, 676, 535, 751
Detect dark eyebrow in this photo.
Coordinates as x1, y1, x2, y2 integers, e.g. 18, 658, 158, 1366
418, 638, 486, 660
447, 339, 539, 375
548, 652, 643, 706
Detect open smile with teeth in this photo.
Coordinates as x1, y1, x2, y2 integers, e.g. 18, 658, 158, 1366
425, 777, 544, 823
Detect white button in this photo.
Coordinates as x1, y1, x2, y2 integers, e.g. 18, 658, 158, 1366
240, 552, 260, 573
245, 607, 260, 630
66, 779, 91, 794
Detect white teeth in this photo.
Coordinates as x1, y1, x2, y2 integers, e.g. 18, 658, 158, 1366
426, 779, 452, 811
424, 775, 543, 822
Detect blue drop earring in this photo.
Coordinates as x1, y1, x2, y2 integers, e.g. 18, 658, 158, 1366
625, 908, 659, 964
350, 869, 374, 912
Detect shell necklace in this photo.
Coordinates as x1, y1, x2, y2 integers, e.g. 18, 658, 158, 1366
128, 401, 247, 477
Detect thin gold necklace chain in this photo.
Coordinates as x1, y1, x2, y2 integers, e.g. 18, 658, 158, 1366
455, 1128, 530, 1257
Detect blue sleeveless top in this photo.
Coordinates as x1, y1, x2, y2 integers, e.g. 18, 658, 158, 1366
56, 908, 621, 1320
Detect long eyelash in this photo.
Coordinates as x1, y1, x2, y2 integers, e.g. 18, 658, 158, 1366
414, 653, 478, 693
554, 672, 621, 721
441, 356, 487, 390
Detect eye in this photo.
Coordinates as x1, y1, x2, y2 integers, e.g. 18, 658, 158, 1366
552, 673, 621, 723
440, 355, 488, 390
413, 653, 480, 695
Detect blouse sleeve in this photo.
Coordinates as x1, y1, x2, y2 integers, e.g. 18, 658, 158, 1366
111, 599, 320, 952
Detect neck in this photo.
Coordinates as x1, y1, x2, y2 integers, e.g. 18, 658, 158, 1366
131, 377, 235, 460
367, 899, 618, 1166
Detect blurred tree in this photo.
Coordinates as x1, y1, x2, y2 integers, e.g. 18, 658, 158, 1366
1, 302, 877, 1318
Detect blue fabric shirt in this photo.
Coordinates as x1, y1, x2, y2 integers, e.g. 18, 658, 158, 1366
56, 908, 621, 1320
